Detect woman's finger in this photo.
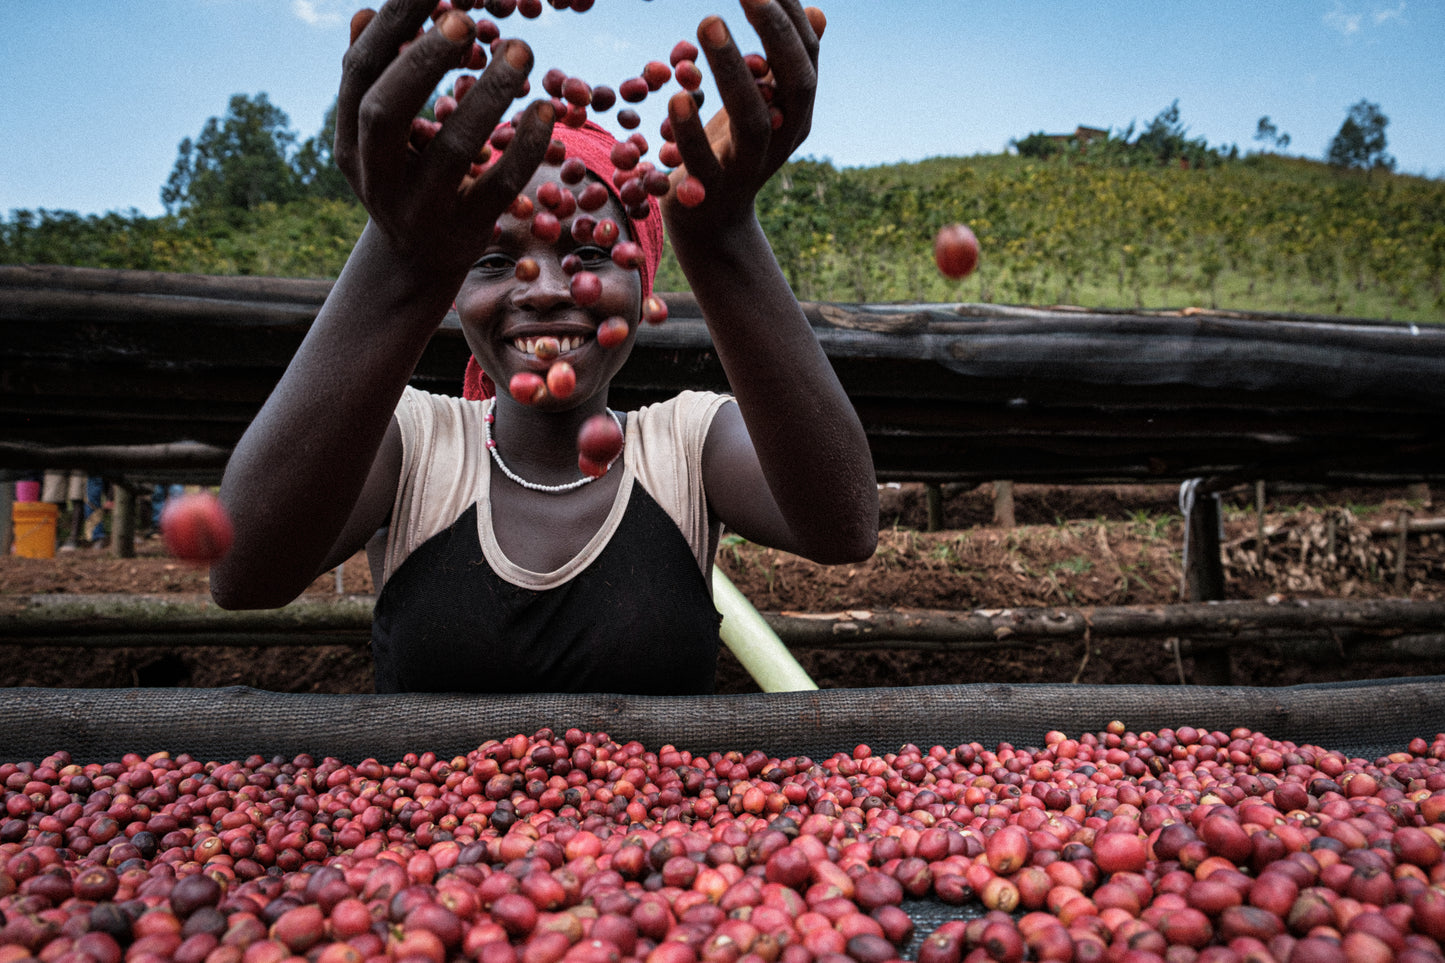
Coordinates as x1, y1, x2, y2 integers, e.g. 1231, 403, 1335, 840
741, 0, 817, 130
335, 0, 436, 181
354, 10, 478, 197
422, 38, 533, 194
349, 8, 376, 45
692, 15, 771, 175
749, 0, 820, 69
667, 90, 727, 187
460, 97, 556, 228
804, 6, 826, 40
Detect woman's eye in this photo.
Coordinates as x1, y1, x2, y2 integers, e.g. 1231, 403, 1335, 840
471, 253, 514, 274
574, 245, 610, 265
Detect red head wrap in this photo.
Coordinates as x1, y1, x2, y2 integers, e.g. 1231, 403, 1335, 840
462, 120, 665, 401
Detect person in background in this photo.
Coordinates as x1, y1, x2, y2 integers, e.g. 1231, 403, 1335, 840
83, 476, 108, 549
42, 469, 87, 551
149, 483, 186, 538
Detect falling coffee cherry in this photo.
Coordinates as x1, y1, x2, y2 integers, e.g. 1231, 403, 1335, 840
577, 412, 624, 477
510, 371, 547, 404
934, 224, 980, 280
562, 76, 592, 108
642, 61, 672, 91
591, 218, 620, 246
571, 271, 602, 306
559, 157, 588, 185
674, 61, 703, 92
675, 175, 706, 208
546, 361, 576, 399
590, 85, 616, 112
619, 77, 649, 103
611, 141, 641, 171
160, 493, 235, 566
642, 295, 668, 325
536, 181, 565, 210
578, 183, 611, 213
532, 211, 562, 243
611, 241, 645, 270
596, 316, 630, 349
571, 216, 597, 244
670, 40, 700, 67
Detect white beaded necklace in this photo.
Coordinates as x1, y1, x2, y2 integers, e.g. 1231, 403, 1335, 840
484, 402, 624, 493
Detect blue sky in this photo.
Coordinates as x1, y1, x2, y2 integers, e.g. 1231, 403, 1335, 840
2, 1, 1441, 219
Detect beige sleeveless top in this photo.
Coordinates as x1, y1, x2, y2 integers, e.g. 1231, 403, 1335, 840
382, 387, 732, 590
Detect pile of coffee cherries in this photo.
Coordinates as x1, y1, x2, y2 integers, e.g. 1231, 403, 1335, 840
3, 723, 1445, 962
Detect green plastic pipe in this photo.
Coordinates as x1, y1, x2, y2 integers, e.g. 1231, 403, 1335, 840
712, 566, 818, 692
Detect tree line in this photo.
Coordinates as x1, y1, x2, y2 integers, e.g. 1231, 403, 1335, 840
2, 94, 1439, 321
1012, 99, 1396, 174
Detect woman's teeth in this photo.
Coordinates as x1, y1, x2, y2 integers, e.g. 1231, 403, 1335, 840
516, 335, 584, 357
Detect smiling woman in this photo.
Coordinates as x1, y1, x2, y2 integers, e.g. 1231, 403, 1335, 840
206, 0, 878, 696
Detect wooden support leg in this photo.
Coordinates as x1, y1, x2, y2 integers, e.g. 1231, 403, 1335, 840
1395, 508, 1410, 594
1255, 480, 1267, 570
1182, 481, 1230, 685
113, 484, 136, 559
0, 480, 12, 553
993, 480, 1015, 529
925, 483, 944, 533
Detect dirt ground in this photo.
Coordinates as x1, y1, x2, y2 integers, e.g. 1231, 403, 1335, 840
1, 483, 1441, 694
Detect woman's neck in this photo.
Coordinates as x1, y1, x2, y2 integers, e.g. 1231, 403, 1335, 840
487, 394, 616, 483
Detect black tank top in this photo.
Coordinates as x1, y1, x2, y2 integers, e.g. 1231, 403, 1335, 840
371, 487, 721, 694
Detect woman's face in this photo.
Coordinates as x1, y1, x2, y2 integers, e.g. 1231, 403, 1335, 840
456, 164, 643, 410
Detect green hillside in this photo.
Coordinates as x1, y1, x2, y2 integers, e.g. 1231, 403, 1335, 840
714, 152, 1445, 322
5, 152, 1443, 322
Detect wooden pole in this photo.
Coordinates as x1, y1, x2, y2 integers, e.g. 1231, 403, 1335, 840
8, 599, 1445, 667
11, 596, 1445, 642
925, 484, 944, 533
112, 484, 136, 559
1183, 495, 1226, 604
0, 479, 13, 554
1395, 508, 1410, 594
1372, 516, 1445, 535
1181, 482, 1229, 685
993, 481, 1015, 529
0, 442, 231, 472
1255, 480, 1267, 568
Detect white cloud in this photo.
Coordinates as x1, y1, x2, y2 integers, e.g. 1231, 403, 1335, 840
1324, 0, 1406, 35
1323, 2, 1363, 35
1373, 1, 1406, 25
292, 0, 346, 28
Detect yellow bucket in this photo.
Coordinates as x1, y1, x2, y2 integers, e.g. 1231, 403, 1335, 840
11, 501, 59, 559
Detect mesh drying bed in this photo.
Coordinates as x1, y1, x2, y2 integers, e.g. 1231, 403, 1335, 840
1, 677, 1440, 763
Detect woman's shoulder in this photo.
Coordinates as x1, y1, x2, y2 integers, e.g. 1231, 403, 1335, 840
398, 384, 484, 412
631, 390, 734, 431
395, 386, 487, 438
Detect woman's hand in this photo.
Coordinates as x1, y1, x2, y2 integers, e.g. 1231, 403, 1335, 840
661, 0, 825, 235
336, 0, 555, 279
